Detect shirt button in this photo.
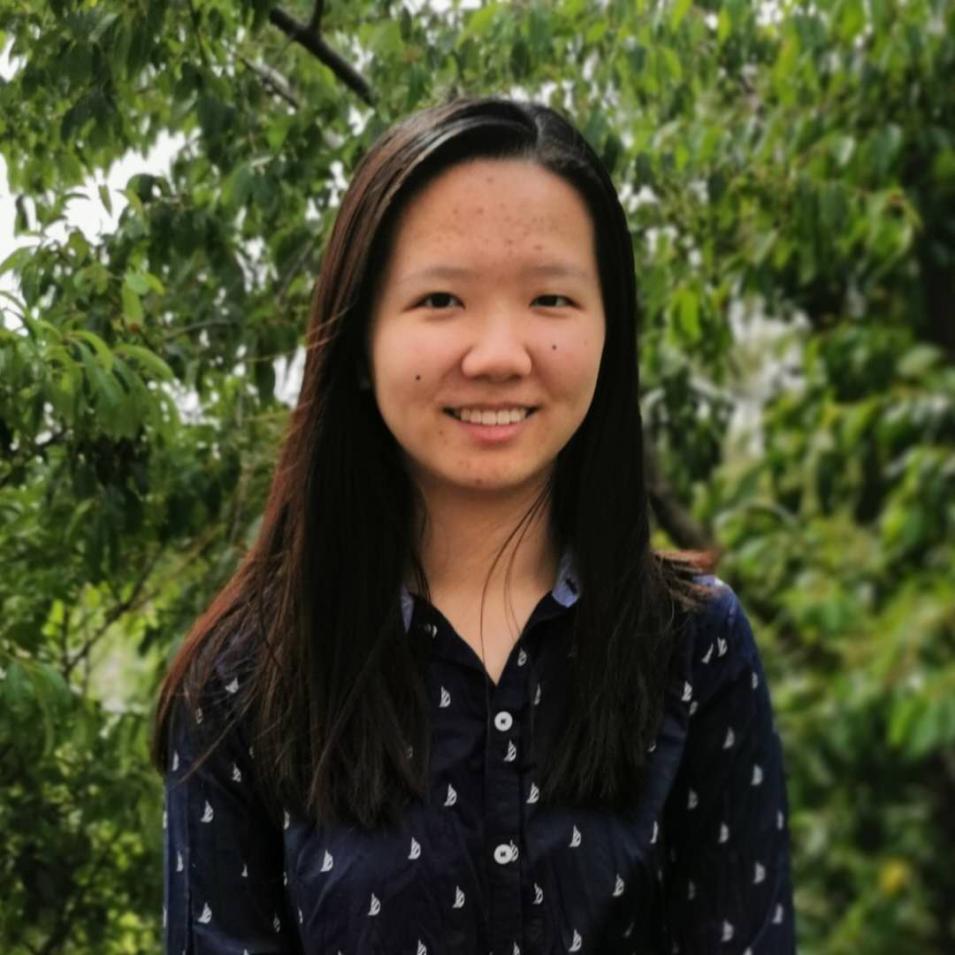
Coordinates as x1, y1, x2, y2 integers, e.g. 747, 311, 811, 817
493, 843, 515, 865
493, 711, 513, 732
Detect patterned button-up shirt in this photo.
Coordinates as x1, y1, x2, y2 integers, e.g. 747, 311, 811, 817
163, 565, 796, 954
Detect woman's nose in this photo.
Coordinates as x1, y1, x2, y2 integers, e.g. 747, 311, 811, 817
459, 314, 533, 380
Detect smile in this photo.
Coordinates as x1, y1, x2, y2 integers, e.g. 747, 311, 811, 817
444, 407, 535, 425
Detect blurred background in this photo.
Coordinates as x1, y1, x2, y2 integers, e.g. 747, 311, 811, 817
1, 0, 953, 951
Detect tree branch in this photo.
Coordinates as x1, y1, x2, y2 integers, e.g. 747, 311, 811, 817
644, 439, 717, 553
237, 53, 300, 108
268, 6, 374, 105
307, 0, 325, 32
63, 547, 164, 681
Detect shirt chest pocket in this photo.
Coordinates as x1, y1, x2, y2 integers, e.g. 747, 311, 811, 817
288, 809, 484, 954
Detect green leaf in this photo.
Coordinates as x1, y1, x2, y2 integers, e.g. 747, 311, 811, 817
73, 330, 114, 371
121, 283, 143, 323
670, 0, 692, 29
0, 245, 33, 275
114, 343, 175, 381
98, 183, 113, 214
124, 272, 152, 296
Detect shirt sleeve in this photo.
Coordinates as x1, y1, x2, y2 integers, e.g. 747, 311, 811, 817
163, 669, 299, 954
662, 581, 796, 954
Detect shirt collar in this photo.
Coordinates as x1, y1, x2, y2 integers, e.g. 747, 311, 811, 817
399, 548, 580, 633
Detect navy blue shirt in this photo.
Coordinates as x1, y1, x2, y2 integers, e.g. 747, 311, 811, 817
163, 563, 795, 954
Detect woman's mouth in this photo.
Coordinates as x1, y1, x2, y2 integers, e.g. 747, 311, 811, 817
444, 407, 536, 425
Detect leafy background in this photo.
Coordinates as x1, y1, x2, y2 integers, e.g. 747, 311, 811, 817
1, 0, 953, 951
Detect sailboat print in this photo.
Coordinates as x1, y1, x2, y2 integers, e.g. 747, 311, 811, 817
195, 706, 203, 724
368, 893, 381, 916
171, 750, 179, 772
533, 883, 543, 904
176, 851, 183, 872
533, 683, 542, 706
613, 874, 625, 897
283, 810, 290, 830
754, 861, 766, 884
701, 643, 714, 664
681, 681, 693, 702
517, 647, 527, 666
569, 825, 582, 848
241, 863, 248, 878
417, 942, 427, 955
453, 886, 465, 908
687, 788, 698, 809
444, 784, 457, 807
723, 726, 735, 749
231, 762, 242, 782
688, 880, 696, 900
225, 676, 240, 693
773, 903, 784, 924
717, 636, 728, 657
439, 686, 451, 708
200, 801, 214, 823
623, 921, 634, 938
408, 837, 421, 860
721, 920, 734, 941
198, 903, 212, 924
273, 914, 282, 932
651, 820, 659, 844
504, 740, 517, 762
752, 671, 760, 689
719, 822, 730, 843
569, 929, 582, 951
527, 782, 539, 804
513, 944, 521, 954
320, 849, 334, 872
751, 763, 764, 786
298, 908, 303, 925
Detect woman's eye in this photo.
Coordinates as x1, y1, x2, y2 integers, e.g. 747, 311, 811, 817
417, 292, 462, 309
534, 294, 574, 308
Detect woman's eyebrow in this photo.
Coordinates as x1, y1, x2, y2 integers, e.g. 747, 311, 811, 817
395, 262, 593, 286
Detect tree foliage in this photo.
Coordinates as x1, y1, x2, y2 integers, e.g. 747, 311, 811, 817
1, 0, 953, 951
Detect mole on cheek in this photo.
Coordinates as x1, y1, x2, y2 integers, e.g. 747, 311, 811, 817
551, 344, 558, 351
415, 374, 421, 381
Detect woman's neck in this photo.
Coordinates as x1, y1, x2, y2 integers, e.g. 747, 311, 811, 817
412, 477, 558, 605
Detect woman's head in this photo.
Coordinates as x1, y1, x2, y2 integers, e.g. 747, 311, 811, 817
304, 97, 642, 539
368, 156, 606, 505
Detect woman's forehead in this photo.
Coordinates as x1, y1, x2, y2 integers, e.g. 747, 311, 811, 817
383, 158, 597, 273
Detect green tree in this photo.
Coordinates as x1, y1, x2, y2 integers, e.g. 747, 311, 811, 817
1, 0, 953, 951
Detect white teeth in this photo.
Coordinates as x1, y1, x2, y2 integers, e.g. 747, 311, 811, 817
453, 407, 529, 425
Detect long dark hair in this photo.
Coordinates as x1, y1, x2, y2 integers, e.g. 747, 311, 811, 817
151, 97, 710, 829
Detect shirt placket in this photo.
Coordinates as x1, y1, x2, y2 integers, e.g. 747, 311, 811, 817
485, 657, 529, 955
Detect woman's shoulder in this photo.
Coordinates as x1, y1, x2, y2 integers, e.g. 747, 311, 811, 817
169, 621, 257, 750
676, 574, 764, 705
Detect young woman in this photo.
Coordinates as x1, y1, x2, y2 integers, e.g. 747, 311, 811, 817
153, 97, 795, 954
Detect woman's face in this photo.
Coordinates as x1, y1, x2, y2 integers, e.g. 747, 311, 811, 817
368, 158, 606, 502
